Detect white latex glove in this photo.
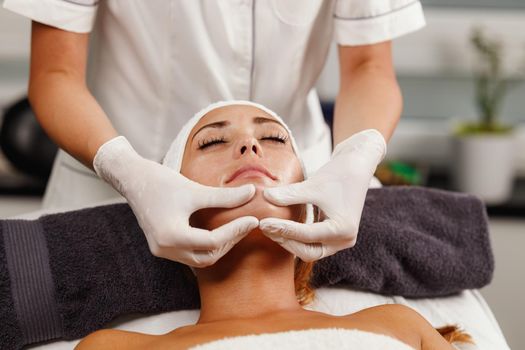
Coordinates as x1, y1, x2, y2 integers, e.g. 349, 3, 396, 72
93, 136, 258, 267
259, 129, 386, 262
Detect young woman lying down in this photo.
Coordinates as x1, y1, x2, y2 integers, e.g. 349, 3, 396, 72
75, 101, 473, 350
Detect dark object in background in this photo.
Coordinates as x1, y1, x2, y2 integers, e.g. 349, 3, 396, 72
0, 97, 58, 180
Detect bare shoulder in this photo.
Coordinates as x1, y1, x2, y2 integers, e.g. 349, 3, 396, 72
75, 329, 155, 350
338, 304, 423, 349
348, 304, 455, 350
350, 303, 426, 325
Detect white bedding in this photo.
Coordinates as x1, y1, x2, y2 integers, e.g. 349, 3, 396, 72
189, 328, 415, 350
12, 205, 510, 350
24, 287, 509, 350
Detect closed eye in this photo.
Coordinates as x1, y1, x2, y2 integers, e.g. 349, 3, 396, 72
261, 133, 288, 144
198, 137, 227, 150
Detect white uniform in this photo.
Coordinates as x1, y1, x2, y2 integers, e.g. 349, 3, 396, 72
3, 0, 425, 211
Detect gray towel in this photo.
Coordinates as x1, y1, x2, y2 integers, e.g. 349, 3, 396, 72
0, 186, 493, 349
311, 186, 494, 296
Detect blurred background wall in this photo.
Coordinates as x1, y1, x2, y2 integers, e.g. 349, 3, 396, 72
1, 1, 525, 177
0, 5, 29, 109
316, 1, 525, 176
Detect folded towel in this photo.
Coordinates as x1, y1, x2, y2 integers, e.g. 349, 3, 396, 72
189, 328, 415, 350
0, 186, 493, 349
311, 186, 494, 297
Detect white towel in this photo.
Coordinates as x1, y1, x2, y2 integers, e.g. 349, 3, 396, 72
189, 328, 415, 350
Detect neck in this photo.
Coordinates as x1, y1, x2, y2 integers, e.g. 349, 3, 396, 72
195, 229, 302, 324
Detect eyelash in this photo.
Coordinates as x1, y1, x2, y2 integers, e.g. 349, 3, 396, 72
198, 136, 226, 150
197, 132, 288, 150
261, 132, 288, 144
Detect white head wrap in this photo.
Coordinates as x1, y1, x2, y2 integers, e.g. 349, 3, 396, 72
162, 100, 313, 223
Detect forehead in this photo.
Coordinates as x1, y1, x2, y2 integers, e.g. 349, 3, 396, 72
189, 105, 279, 135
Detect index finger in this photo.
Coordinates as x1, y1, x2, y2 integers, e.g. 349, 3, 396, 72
180, 216, 259, 250
259, 218, 350, 243
196, 183, 256, 209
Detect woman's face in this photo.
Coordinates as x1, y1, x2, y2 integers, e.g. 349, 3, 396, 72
181, 104, 304, 230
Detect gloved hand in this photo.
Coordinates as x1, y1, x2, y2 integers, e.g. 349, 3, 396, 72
93, 136, 258, 267
259, 129, 386, 262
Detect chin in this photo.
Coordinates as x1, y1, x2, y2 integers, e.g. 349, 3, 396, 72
190, 189, 303, 231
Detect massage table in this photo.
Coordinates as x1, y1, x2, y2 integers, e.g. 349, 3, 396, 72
11, 201, 509, 350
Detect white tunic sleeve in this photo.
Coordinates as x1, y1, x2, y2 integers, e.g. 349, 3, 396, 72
2, 0, 98, 33
333, 0, 426, 46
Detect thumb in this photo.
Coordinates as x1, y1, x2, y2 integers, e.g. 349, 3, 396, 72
211, 216, 260, 244
264, 180, 314, 206
200, 216, 259, 265
198, 184, 256, 209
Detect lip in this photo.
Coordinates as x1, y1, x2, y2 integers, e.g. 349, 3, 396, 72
225, 165, 277, 184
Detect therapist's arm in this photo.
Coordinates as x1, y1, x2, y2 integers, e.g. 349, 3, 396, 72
333, 41, 402, 146
28, 21, 118, 169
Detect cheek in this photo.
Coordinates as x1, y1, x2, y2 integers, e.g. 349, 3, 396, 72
271, 152, 304, 185
181, 155, 226, 186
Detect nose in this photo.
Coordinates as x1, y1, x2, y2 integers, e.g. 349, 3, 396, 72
235, 138, 263, 158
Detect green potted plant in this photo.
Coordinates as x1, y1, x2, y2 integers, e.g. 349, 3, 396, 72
451, 27, 519, 204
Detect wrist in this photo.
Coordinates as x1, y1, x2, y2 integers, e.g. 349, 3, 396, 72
93, 136, 141, 187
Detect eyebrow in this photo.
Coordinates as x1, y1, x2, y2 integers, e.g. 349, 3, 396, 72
253, 116, 282, 126
191, 121, 230, 141
191, 116, 284, 141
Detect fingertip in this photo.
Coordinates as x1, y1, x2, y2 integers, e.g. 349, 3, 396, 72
209, 184, 256, 208
243, 215, 260, 230
261, 230, 285, 244
245, 215, 259, 222
236, 215, 259, 225
262, 186, 273, 198
263, 183, 310, 206
225, 216, 260, 239
297, 255, 317, 263
249, 215, 260, 224
288, 241, 324, 262
258, 217, 271, 226
231, 184, 256, 204
191, 254, 215, 268
259, 218, 293, 239
258, 218, 279, 231
241, 183, 256, 197
263, 187, 279, 204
